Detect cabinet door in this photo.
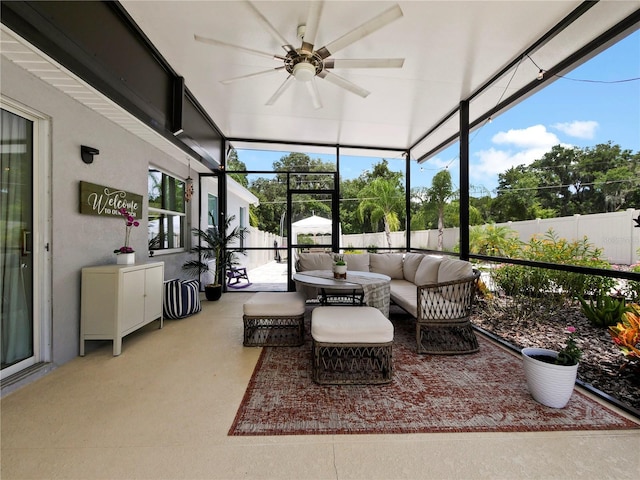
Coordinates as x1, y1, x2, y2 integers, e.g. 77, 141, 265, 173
121, 269, 146, 332
144, 265, 163, 322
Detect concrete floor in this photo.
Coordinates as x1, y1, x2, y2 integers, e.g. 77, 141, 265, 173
1, 292, 639, 480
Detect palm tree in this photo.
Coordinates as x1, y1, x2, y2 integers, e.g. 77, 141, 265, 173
357, 177, 404, 249
428, 170, 454, 251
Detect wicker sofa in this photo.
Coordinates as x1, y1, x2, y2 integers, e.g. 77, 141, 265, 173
295, 252, 480, 354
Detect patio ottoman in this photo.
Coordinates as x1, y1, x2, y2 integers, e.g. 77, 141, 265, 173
243, 292, 306, 346
311, 306, 394, 385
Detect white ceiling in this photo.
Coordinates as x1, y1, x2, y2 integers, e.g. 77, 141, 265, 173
2, 1, 638, 166
117, 1, 638, 161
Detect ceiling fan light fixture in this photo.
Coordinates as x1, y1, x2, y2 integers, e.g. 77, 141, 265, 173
293, 62, 316, 82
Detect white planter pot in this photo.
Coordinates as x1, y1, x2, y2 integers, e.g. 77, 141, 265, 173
116, 252, 135, 265
333, 264, 347, 275
521, 347, 578, 409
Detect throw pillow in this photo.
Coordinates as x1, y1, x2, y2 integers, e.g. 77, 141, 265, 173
437, 258, 474, 283
296, 253, 333, 271
369, 253, 404, 279
343, 253, 370, 272
402, 253, 424, 283
414, 255, 443, 285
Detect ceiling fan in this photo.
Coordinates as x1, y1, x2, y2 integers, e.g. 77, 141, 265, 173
194, 1, 404, 109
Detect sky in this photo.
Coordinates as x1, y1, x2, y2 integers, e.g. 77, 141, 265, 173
238, 29, 639, 197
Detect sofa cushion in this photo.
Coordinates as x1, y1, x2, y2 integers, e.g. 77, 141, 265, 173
414, 255, 442, 286
369, 253, 404, 279
296, 252, 333, 271
389, 279, 418, 318
402, 253, 424, 283
438, 258, 475, 301
343, 253, 370, 272
437, 258, 474, 284
163, 279, 201, 319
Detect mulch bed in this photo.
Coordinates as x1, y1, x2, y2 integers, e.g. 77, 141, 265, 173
471, 297, 640, 415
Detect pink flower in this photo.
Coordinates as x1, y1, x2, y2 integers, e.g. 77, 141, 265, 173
566, 326, 576, 333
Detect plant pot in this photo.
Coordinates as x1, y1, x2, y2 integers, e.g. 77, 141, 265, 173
521, 347, 578, 408
116, 252, 135, 265
333, 263, 347, 279
204, 284, 222, 301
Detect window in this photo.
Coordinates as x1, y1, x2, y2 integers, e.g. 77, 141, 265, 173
208, 193, 218, 228
148, 168, 186, 252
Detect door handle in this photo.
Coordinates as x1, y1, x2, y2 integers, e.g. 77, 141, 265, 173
22, 229, 31, 256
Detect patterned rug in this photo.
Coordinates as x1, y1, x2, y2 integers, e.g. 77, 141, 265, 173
229, 308, 639, 436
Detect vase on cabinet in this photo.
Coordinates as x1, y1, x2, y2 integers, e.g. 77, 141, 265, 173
116, 252, 135, 265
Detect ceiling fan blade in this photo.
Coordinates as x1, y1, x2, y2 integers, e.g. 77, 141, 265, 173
325, 58, 405, 69
306, 79, 323, 109
265, 75, 294, 105
316, 4, 403, 59
194, 35, 285, 61
317, 70, 370, 98
300, 1, 323, 54
221, 67, 285, 84
245, 0, 295, 53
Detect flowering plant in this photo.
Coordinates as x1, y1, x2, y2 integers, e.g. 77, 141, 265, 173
555, 326, 583, 366
609, 304, 640, 361
113, 207, 139, 254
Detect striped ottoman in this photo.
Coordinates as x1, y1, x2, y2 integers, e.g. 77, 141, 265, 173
243, 292, 306, 346
311, 306, 394, 385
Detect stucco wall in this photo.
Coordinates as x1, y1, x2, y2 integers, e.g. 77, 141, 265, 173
1, 58, 197, 365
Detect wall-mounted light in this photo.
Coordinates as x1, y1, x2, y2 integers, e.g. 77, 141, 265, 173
537, 69, 545, 81
80, 145, 99, 164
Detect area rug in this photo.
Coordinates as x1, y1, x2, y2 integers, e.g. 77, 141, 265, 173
229, 308, 639, 436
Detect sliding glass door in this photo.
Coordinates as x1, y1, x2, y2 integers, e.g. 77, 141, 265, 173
0, 104, 44, 378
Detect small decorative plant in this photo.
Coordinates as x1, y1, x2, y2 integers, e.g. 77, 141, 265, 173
113, 207, 139, 254
608, 304, 640, 365
555, 326, 583, 366
578, 293, 630, 328
333, 254, 346, 266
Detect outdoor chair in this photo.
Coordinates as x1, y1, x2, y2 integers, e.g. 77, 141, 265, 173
416, 269, 481, 354
226, 266, 251, 289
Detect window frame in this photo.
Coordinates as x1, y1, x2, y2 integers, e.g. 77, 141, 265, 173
148, 167, 187, 255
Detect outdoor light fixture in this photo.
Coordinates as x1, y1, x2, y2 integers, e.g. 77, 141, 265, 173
292, 61, 316, 82
537, 69, 545, 81
80, 145, 99, 164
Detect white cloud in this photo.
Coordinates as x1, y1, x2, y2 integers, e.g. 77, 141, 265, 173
471, 125, 573, 187
472, 146, 549, 179
492, 124, 560, 149
551, 120, 598, 139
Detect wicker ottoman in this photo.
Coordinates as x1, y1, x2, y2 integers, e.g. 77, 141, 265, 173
243, 292, 306, 347
311, 306, 394, 385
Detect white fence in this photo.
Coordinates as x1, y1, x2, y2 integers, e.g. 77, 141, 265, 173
342, 209, 640, 265
243, 209, 640, 267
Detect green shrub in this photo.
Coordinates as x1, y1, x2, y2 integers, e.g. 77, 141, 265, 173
578, 294, 631, 327
491, 229, 615, 304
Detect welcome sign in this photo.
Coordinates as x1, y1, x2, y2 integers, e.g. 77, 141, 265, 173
79, 181, 143, 219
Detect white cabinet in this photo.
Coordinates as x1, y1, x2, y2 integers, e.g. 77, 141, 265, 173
80, 262, 164, 356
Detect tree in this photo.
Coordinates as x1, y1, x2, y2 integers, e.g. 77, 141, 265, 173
226, 149, 248, 188
248, 152, 336, 234
357, 177, 404, 249
428, 170, 454, 250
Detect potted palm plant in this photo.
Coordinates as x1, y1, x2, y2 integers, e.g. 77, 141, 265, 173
182, 214, 247, 301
